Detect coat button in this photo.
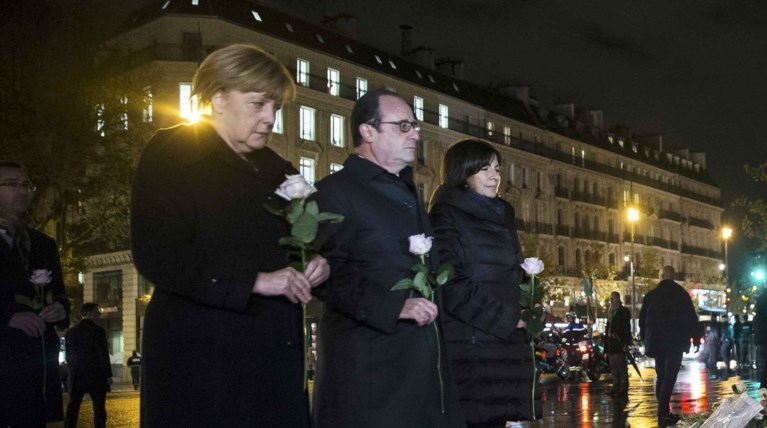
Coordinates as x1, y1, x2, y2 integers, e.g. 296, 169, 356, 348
286, 341, 294, 346
211, 278, 218, 283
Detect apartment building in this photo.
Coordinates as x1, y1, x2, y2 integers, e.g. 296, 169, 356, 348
83, 0, 725, 358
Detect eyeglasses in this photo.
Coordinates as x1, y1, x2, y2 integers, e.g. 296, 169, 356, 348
376, 120, 421, 133
0, 182, 36, 192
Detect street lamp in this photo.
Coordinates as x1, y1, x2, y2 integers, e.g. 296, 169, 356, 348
627, 207, 639, 335
722, 227, 732, 285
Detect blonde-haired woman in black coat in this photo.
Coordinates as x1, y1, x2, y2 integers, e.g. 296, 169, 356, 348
430, 139, 533, 427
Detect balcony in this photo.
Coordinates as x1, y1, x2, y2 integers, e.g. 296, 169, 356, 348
658, 209, 683, 222
687, 217, 714, 229
555, 225, 571, 236
681, 244, 721, 258
571, 191, 606, 207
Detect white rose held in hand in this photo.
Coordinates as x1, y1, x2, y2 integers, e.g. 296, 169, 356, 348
275, 174, 317, 201
30, 269, 53, 285
408, 234, 433, 256
520, 257, 544, 275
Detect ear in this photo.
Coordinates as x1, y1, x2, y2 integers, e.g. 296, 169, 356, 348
211, 91, 226, 114
359, 123, 375, 143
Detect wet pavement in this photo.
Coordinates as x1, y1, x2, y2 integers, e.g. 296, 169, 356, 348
527, 358, 763, 427
48, 360, 764, 427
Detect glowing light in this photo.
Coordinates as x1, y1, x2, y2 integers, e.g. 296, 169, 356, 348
627, 207, 639, 223
722, 227, 733, 240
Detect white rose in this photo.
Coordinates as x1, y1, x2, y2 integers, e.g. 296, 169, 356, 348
275, 174, 316, 201
30, 269, 53, 285
408, 234, 433, 256
520, 257, 544, 275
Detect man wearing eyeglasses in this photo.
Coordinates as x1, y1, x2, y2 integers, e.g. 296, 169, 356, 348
0, 161, 70, 427
311, 90, 464, 428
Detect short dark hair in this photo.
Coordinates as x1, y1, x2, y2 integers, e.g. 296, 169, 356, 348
440, 139, 502, 188
350, 89, 400, 147
80, 303, 100, 317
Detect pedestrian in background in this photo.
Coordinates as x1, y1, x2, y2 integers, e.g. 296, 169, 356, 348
131, 44, 329, 427
429, 139, 534, 426
639, 265, 699, 427
605, 292, 631, 398
0, 161, 70, 428
65, 303, 112, 428
126, 350, 142, 390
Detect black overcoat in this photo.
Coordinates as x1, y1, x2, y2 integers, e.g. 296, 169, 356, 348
131, 121, 308, 427
65, 319, 112, 392
0, 228, 69, 425
429, 186, 533, 424
312, 155, 465, 428
639, 279, 699, 357
605, 305, 631, 354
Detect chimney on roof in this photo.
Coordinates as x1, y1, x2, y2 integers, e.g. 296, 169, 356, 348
320, 14, 358, 39
553, 103, 575, 119
399, 24, 413, 55
436, 59, 464, 79
576, 108, 604, 130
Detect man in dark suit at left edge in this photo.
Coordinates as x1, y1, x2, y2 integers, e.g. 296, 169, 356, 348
0, 161, 70, 427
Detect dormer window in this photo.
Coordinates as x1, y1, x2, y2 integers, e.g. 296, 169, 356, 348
251, 10, 262, 22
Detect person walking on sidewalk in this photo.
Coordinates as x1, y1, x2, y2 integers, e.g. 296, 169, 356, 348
126, 350, 142, 390
65, 303, 112, 428
639, 266, 699, 427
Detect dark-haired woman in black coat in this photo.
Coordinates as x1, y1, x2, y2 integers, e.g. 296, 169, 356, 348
430, 139, 533, 428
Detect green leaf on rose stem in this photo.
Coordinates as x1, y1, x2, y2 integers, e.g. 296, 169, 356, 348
292, 211, 319, 243
531, 306, 544, 319
262, 202, 284, 217
14, 294, 35, 309
305, 200, 319, 217
532, 284, 546, 304
45, 290, 53, 305
519, 294, 532, 309
392, 278, 414, 291
436, 266, 453, 285
519, 282, 532, 294
286, 200, 304, 224
413, 272, 432, 299
317, 212, 344, 223
526, 318, 544, 338
412, 263, 428, 274
279, 236, 305, 248
520, 310, 533, 322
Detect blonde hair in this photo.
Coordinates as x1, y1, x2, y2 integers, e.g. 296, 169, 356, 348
192, 44, 296, 108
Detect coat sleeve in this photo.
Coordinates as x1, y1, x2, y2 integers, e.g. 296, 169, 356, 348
130, 132, 253, 311
314, 181, 407, 334
97, 327, 112, 379
40, 234, 70, 329
430, 204, 521, 341
638, 294, 648, 343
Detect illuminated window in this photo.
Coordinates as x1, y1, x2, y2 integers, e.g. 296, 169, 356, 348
299, 157, 316, 184
413, 96, 424, 121
273, 108, 283, 134
330, 114, 344, 147
356, 77, 367, 99
296, 59, 309, 87
179, 83, 200, 121
327, 68, 340, 96
95, 103, 105, 137
438, 104, 448, 128
120, 96, 128, 131
142, 86, 153, 123
486, 121, 494, 138
299, 106, 315, 140
503, 126, 511, 145
330, 163, 343, 174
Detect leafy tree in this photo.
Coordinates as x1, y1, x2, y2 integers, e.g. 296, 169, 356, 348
735, 162, 767, 250
1, 2, 155, 307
